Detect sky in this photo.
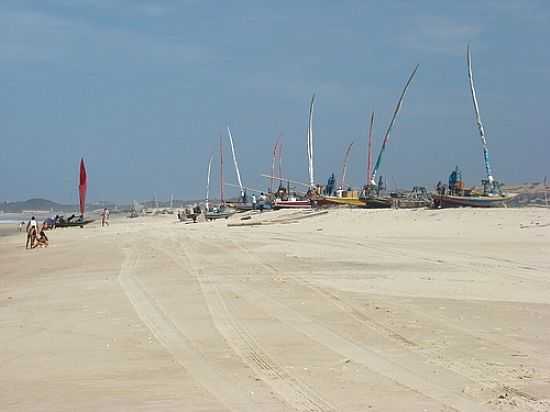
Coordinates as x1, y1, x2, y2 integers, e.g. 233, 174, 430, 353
1, 0, 549, 203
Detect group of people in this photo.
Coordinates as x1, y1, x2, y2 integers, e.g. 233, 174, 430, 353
24, 217, 49, 249
177, 205, 202, 223
251, 192, 267, 211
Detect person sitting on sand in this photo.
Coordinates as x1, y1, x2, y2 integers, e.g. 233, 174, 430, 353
34, 222, 49, 248
25, 217, 38, 249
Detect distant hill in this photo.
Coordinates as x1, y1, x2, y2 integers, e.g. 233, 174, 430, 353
0, 198, 117, 213
0, 198, 71, 213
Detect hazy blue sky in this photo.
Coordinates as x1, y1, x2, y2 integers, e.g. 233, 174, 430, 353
1, 0, 549, 203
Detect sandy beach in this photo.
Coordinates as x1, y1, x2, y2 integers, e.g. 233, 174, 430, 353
1, 208, 549, 411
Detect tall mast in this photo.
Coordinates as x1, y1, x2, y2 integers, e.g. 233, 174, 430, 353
371, 65, 419, 185
219, 136, 224, 204
206, 152, 213, 210
277, 141, 283, 182
467, 45, 494, 185
307, 94, 316, 188
227, 126, 244, 199
340, 141, 354, 189
271, 138, 280, 193
367, 112, 375, 185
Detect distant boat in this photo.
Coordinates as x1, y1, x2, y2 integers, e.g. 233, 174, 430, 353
56, 158, 94, 228
433, 46, 516, 209
319, 66, 419, 210
205, 137, 236, 221
272, 198, 311, 209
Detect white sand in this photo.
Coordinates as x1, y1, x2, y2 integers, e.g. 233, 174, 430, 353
1, 208, 549, 411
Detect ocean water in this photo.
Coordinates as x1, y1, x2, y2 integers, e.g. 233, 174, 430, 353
0, 212, 61, 225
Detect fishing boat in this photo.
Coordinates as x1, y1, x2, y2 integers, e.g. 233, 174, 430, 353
272, 197, 311, 209
263, 95, 317, 210
360, 65, 419, 209
57, 158, 94, 228
433, 46, 516, 209
321, 67, 419, 210
205, 137, 236, 221
433, 192, 515, 208
271, 94, 316, 210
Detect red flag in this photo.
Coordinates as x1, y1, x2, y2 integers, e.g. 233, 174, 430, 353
79, 158, 87, 215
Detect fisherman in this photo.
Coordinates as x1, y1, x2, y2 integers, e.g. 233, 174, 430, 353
448, 169, 457, 195
25, 216, 37, 249
252, 194, 257, 210
101, 208, 110, 227
377, 175, 385, 194
326, 173, 336, 196
436, 181, 442, 195
258, 192, 266, 212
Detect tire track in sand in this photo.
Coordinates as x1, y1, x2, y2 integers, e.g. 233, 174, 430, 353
119, 243, 274, 412
185, 234, 494, 412
158, 232, 336, 412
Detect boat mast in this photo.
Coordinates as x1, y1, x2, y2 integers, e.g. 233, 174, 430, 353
219, 136, 224, 205
371, 65, 419, 185
340, 141, 354, 189
307, 94, 316, 188
367, 112, 374, 185
277, 141, 283, 183
271, 137, 281, 194
227, 126, 244, 200
467, 45, 495, 187
206, 152, 213, 210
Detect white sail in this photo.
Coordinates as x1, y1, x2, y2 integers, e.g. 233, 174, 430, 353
467, 45, 494, 184
227, 126, 244, 199
340, 141, 354, 189
371, 65, 419, 185
307, 94, 316, 188
206, 153, 213, 210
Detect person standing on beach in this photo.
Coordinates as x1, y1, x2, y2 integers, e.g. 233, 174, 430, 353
258, 193, 266, 212
25, 216, 37, 249
252, 194, 257, 210
101, 208, 110, 227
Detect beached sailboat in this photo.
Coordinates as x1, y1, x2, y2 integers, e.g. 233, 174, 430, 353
433, 47, 516, 208
269, 95, 316, 210
57, 158, 94, 228
205, 137, 236, 221
359, 65, 420, 209
224, 126, 257, 212
321, 66, 419, 209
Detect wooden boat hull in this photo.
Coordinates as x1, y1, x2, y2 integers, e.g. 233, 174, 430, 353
394, 199, 431, 209
272, 200, 311, 210
320, 196, 365, 207
363, 197, 392, 209
56, 219, 94, 228
433, 194, 515, 208
320, 195, 392, 209
205, 211, 236, 220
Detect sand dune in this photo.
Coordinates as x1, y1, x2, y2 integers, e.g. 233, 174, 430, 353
1, 208, 549, 411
